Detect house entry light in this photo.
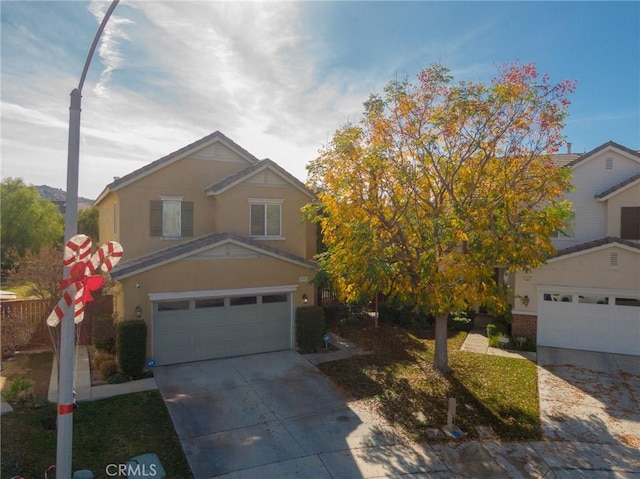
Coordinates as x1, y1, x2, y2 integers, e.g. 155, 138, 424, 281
302, 293, 308, 304
136, 305, 142, 318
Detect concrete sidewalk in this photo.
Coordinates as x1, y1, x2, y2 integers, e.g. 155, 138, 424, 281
461, 327, 537, 361
47, 346, 157, 403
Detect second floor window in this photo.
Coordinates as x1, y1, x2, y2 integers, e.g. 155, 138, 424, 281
551, 211, 575, 238
150, 196, 194, 239
250, 200, 282, 237
621, 207, 640, 240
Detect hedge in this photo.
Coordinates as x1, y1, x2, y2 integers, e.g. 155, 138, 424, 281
296, 306, 326, 353
116, 320, 147, 378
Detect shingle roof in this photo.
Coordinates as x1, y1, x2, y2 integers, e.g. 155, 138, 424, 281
595, 172, 640, 200
550, 236, 640, 259
567, 141, 640, 168
205, 158, 315, 198
110, 232, 316, 279
95, 131, 259, 205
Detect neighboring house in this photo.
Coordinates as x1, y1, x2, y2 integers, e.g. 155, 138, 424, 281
511, 141, 640, 356
95, 131, 317, 365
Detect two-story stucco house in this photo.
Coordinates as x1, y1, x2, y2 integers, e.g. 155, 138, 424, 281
95, 131, 317, 365
510, 141, 640, 356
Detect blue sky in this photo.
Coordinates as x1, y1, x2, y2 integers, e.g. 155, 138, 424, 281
1, 1, 639, 199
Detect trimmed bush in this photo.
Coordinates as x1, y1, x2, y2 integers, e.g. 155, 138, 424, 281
92, 314, 116, 354
448, 311, 473, 331
99, 359, 118, 380
116, 320, 147, 378
296, 306, 326, 353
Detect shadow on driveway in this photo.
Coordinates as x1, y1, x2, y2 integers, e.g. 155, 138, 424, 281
153, 350, 446, 478
537, 346, 640, 446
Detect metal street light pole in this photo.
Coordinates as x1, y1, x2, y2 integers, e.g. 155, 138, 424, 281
57, 2, 119, 477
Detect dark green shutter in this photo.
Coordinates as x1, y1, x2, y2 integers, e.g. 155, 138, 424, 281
181, 201, 194, 237
150, 200, 163, 236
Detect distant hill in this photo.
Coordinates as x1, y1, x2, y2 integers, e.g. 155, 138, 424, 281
36, 185, 94, 212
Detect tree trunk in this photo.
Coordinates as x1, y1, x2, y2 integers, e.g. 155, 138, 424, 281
434, 313, 450, 373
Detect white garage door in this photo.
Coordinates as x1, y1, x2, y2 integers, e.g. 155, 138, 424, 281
152, 289, 293, 365
538, 289, 640, 356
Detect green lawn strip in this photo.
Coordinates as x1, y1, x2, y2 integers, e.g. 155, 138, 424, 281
320, 319, 540, 442
2, 392, 192, 478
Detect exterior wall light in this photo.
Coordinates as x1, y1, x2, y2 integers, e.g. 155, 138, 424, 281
302, 293, 308, 304
135, 305, 142, 318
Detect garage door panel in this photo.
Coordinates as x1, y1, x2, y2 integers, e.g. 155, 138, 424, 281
538, 291, 640, 356
153, 291, 292, 365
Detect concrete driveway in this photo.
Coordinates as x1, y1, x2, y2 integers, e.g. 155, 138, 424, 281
153, 350, 445, 478
537, 346, 640, 446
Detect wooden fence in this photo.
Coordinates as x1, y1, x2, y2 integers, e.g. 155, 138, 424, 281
1, 296, 112, 352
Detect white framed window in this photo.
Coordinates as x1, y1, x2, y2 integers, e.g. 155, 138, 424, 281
249, 198, 283, 238
551, 211, 575, 238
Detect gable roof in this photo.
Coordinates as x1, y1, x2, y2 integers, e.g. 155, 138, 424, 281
595, 172, 640, 201
566, 141, 640, 169
110, 232, 316, 280
547, 236, 640, 263
95, 131, 260, 205
205, 158, 316, 199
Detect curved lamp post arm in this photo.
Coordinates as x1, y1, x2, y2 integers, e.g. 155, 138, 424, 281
58, 2, 119, 478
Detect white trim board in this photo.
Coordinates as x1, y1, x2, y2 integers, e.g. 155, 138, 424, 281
149, 285, 299, 302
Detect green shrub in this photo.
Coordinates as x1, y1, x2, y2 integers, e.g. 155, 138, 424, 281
378, 300, 433, 328
488, 334, 511, 348
448, 311, 473, 331
296, 306, 326, 353
99, 360, 118, 380
4, 374, 31, 402
486, 323, 497, 337
92, 314, 116, 354
116, 320, 147, 378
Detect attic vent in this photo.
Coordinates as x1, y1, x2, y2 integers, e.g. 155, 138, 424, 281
610, 252, 618, 266
605, 157, 613, 170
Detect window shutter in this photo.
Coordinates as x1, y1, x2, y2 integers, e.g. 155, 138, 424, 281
181, 201, 194, 237
150, 200, 163, 236
620, 207, 640, 240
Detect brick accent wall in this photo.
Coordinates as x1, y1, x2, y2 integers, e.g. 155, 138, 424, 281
512, 314, 537, 342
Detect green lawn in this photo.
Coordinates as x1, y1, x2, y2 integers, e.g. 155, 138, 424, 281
1, 352, 191, 479
319, 317, 540, 442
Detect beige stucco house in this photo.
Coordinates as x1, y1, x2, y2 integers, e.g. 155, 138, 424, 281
510, 141, 640, 356
95, 131, 317, 365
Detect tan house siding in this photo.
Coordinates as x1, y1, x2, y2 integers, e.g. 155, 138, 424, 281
111, 157, 251, 260
213, 183, 313, 259
605, 183, 640, 238
513, 245, 640, 315
97, 192, 120, 246
116, 255, 315, 353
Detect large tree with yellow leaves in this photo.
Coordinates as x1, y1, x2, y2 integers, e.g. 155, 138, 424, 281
305, 63, 576, 372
